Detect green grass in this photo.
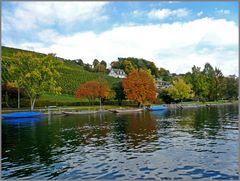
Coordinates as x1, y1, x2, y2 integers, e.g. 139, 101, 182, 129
40, 93, 79, 102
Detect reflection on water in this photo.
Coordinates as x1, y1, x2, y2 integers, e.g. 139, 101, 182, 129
2, 104, 239, 179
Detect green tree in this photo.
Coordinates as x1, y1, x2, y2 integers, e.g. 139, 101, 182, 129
93, 59, 99, 68
222, 75, 238, 100
118, 57, 159, 77
95, 63, 106, 72
120, 60, 136, 74
148, 62, 159, 78
166, 78, 194, 102
9, 52, 62, 110
100, 60, 107, 67
159, 67, 171, 81
83, 63, 93, 72
75, 59, 84, 66
112, 81, 126, 106
203, 63, 215, 101
213, 68, 224, 100
111, 61, 120, 69
185, 66, 209, 102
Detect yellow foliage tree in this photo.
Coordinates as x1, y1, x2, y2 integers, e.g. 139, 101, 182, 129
166, 78, 194, 102
9, 52, 62, 110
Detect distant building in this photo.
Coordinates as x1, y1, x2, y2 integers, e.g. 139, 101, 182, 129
155, 78, 172, 89
108, 69, 126, 78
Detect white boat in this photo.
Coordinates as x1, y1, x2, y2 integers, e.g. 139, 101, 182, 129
113, 108, 143, 113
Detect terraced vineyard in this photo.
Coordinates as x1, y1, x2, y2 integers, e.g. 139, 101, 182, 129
2, 46, 121, 95
59, 61, 120, 94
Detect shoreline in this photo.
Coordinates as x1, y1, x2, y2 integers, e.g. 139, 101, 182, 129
1, 101, 238, 114
164, 101, 238, 109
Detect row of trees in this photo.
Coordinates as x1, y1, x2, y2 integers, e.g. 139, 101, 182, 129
75, 69, 157, 107
75, 63, 238, 107
184, 63, 238, 102
73, 58, 108, 73
2, 48, 238, 110
111, 57, 159, 77
158, 63, 238, 103
92, 59, 107, 72
69, 57, 238, 103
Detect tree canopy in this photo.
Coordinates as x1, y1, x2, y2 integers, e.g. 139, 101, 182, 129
8, 51, 62, 110
75, 79, 111, 108
123, 69, 156, 106
111, 57, 159, 77
165, 78, 194, 102
112, 81, 126, 106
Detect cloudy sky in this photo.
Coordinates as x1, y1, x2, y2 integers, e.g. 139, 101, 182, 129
2, 1, 238, 76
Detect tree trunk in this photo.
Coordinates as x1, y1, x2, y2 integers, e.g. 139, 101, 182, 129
118, 99, 122, 106
100, 97, 102, 110
138, 102, 141, 108
5, 91, 9, 107
30, 97, 36, 111
18, 87, 20, 109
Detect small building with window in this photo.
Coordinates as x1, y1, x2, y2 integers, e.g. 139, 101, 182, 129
108, 69, 126, 79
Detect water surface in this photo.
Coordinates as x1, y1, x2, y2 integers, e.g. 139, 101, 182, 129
2, 104, 239, 179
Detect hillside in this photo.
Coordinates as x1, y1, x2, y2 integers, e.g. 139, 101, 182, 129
2, 46, 121, 95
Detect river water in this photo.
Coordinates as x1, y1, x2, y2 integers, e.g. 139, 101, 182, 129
2, 104, 239, 179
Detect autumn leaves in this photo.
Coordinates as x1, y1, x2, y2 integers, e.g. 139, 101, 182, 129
75, 79, 111, 104
123, 69, 156, 107
75, 69, 157, 107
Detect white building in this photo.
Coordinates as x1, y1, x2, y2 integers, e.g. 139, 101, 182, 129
108, 69, 126, 78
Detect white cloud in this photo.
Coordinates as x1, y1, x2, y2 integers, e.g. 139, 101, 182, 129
3, 2, 108, 31
168, 1, 180, 4
197, 11, 203, 17
7, 18, 238, 76
132, 10, 143, 16
148, 8, 190, 20
37, 29, 60, 43
218, 9, 230, 15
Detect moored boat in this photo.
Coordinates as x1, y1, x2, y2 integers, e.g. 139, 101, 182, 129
147, 105, 167, 111
2, 112, 43, 120
113, 108, 143, 113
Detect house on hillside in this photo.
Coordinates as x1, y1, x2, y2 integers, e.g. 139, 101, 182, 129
155, 78, 172, 89
108, 69, 126, 78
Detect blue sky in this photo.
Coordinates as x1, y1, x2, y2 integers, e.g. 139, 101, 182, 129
2, 1, 238, 75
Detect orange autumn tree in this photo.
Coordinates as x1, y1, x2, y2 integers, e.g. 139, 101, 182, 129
75, 79, 111, 109
123, 69, 156, 107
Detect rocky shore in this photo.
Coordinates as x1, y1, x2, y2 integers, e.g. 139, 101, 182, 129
164, 102, 237, 109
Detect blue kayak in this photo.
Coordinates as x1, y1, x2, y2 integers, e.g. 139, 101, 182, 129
148, 105, 167, 111
2, 112, 43, 119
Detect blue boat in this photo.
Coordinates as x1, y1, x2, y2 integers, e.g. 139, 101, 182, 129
148, 105, 168, 111
2, 112, 43, 119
